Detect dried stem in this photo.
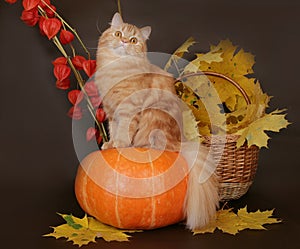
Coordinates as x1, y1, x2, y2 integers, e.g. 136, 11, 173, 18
38, 2, 108, 143
117, 0, 122, 16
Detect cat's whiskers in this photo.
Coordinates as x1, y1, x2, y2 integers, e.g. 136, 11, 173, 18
96, 17, 104, 35
86, 47, 98, 50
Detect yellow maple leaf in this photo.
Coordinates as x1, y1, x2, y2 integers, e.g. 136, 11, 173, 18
175, 39, 265, 135
196, 40, 260, 122
193, 206, 281, 235
198, 124, 211, 136
200, 39, 255, 79
210, 39, 238, 58
173, 39, 289, 144
46, 223, 97, 247
44, 214, 140, 246
183, 51, 223, 73
182, 109, 201, 142
193, 209, 241, 235
237, 207, 281, 230
177, 74, 227, 134
223, 79, 271, 135
215, 208, 242, 235
208, 75, 246, 111
88, 217, 140, 242
236, 109, 290, 148
164, 37, 196, 71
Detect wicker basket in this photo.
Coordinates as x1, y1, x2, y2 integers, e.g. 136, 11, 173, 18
202, 135, 259, 201
176, 72, 260, 201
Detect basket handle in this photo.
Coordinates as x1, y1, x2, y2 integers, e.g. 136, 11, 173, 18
175, 71, 251, 105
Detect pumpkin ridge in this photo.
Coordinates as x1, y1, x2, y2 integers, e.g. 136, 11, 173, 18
83, 153, 99, 215
75, 148, 188, 230
115, 150, 122, 228
148, 150, 156, 228
82, 171, 89, 214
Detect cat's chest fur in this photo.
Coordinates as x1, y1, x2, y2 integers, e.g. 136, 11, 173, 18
96, 56, 148, 95
95, 53, 179, 125
95, 52, 172, 99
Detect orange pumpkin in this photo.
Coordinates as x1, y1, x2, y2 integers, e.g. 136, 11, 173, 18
75, 148, 188, 230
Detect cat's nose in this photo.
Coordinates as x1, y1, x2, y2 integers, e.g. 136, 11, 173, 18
121, 38, 129, 43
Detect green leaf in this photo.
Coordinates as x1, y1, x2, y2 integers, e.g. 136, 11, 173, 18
61, 214, 84, 230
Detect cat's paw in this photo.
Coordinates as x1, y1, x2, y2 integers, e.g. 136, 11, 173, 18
113, 140, 131, 148
101, 141, 114, 150
102, 140, 131, 149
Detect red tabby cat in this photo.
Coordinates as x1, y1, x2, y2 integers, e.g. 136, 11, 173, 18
95, 13, 219, 230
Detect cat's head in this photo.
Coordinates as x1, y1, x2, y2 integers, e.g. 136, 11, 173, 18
99, 13, 151, 56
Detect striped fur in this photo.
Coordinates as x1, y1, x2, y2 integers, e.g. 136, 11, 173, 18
94, 13, 219, 230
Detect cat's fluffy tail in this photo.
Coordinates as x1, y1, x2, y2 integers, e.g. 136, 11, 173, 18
181, 143, 219, 230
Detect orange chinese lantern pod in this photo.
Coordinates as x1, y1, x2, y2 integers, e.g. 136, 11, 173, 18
75, 148, 189, 230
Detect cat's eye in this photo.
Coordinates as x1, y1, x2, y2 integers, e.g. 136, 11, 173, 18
114, 31, 122, 38
130, 37, 138, 44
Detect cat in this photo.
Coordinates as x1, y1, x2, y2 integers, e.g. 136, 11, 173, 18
95, 12, 219, 230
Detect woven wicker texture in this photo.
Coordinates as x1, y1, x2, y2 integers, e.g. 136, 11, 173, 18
203, 134, 259, 201
176, 71, 260, 200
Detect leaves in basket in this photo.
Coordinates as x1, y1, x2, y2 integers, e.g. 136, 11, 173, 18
44, 213, 141, 246
198, 40, 272, 132
182, 109, 201, 141
225, 81, 271, 134
193, 206, 281, 235
175, 39, 260, 135
164, 37, 196, 71
199, 39, 255, 78
236, 109, 290, 148
175, 75, 227, 136
198, 39, 257, 113
184, 51, 223, 73
172, 38, 289, 145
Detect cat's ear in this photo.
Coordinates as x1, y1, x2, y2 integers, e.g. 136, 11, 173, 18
140, 26, 151, 40
111, 12, 123, 27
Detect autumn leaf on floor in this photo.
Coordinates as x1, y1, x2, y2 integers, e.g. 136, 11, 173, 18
44, 214, 141, 247
193, 206, 281, 235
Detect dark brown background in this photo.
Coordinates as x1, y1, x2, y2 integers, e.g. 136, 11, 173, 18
0, 0, 299, 248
